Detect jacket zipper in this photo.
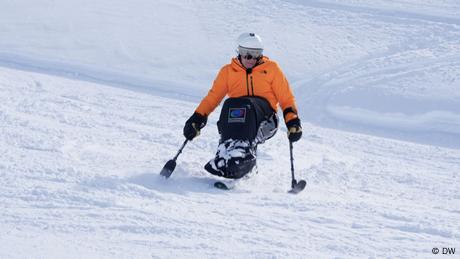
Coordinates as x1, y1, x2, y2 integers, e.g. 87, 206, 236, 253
245, 72, 250, 96
250, 75, 254, 96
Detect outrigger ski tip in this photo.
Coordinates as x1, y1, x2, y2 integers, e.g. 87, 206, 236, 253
159, 139, 188, 179
288, 179, 306, 194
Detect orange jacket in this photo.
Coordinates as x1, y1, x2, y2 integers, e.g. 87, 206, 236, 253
195, 56, 299, 123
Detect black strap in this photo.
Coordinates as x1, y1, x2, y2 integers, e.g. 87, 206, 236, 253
283, 107, 297, 118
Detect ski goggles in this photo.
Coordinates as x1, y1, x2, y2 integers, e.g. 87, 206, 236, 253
238, 46, 263, 60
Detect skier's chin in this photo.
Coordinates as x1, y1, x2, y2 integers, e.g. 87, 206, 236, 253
242, 60, 256, 69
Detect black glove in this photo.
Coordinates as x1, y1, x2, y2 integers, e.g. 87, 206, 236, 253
183, 112, 207, 140
286, 118, 302, 142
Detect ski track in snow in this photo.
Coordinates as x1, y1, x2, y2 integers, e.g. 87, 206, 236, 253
1, 67, 459, 258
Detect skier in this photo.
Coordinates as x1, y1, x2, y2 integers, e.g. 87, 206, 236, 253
183, 32, 302, 179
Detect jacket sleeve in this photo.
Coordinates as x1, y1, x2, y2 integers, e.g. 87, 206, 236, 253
195, 66, 229, 117
271, 62, 299, 123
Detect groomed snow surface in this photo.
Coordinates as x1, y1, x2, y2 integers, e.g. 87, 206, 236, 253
1, 0, 459, 258
2, 67, 459, 258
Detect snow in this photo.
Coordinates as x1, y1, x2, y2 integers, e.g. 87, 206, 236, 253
2, 0, 460, 147
0, 0, 459, 258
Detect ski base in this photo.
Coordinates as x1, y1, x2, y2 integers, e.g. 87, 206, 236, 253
214, 181, 233, 190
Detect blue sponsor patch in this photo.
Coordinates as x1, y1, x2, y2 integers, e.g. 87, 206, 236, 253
228, 108, 246, 122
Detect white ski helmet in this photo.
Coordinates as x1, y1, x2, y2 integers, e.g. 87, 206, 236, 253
236, 33, 263, 56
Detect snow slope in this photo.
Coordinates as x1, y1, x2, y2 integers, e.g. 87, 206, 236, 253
1, 0, 460, 147
1, 66, 459, 258
1, 0, 460, 258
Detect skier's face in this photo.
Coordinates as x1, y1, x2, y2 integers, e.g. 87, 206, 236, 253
238, 47, 262, 69
241, 55, 258, 69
